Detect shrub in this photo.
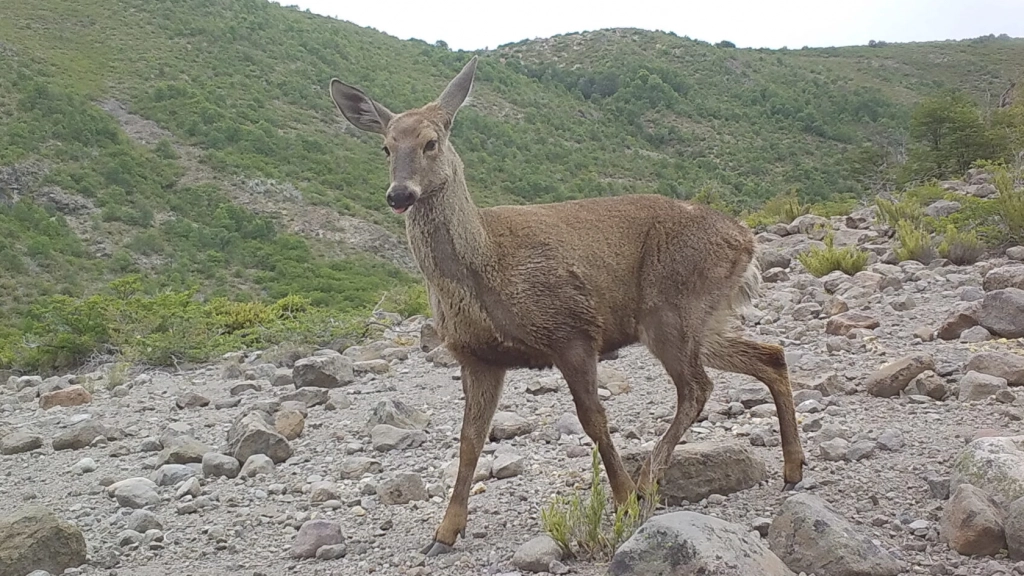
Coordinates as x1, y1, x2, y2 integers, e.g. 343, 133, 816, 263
893, 220, 938, 263
760, 189, 810, 224
796, 232, 870, 277
540, 446, 658, 561
937, 224, 985, 265
875, 196, 924, 228
993, 166, 1024, 243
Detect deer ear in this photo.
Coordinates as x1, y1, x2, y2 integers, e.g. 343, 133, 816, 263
330, 79, 394, 135
437, 56, 478, 126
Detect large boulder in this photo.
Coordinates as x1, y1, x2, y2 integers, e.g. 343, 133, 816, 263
940, 483, 1006, 556
0, 506, 87, 576
983, 265, 1024, 292
608, 511, 794, 576
978, 288, 1024, 339
951, 435, 1024, 507
768, 493, 903, 576
291, 353, 355, 389
622, 441, 767, 505
965, 352, 1024, 386
225, 410, 293, 464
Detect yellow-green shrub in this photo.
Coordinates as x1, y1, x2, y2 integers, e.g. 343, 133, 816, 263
893, 220, 938, 263
797, 232, 870, 277
937, 224, 985, 265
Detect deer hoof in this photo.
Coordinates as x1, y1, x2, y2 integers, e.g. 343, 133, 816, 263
421, 541, 454, 557
782, 481, 799, 492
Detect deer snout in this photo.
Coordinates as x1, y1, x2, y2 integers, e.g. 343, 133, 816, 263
386, 184, 419, 214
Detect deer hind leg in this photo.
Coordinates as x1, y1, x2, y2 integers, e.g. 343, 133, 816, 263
556, 340, 636, 507
421, 358, 506, 557
702, 333, 806, 490
635, 321, 713, 497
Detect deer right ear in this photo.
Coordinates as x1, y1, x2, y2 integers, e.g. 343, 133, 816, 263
329, 79, 394, 135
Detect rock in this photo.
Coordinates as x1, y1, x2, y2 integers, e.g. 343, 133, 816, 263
936, 302, 982, 340
225, 410, 293, 464
292, 353, 355, 389
940, 484, 1007, 556
788, 214, 829, 237
951, 435, 1024, 506
729, 383, 772, 408
126, 510, 163, 533
763, 267, 790, 283
966, 352, 1024, 386
202, 452, 240, 479
512, 535, 563, 574
38, 385, 92, 410
274, 408, 305, 440
924, 199, 961, 218
370, 424, 427, 451
877, 429, 904, 451
155, 435, 212, 467
597, 366, 631, 395
811, 373, 853, 396
622, 442, 767, 505
175, 477, 201, 499
425, 344, 459, 367
290, 519, 344, 559
865, 354, 935, 398
768, 493, 903, 576
279, 387, 330, 408
271, 367, 293, 387
757, 249, 792, 272
366, 399, 430, 430
984, 265, 1024, 292
490, 411, 534, 440
905, 371, 948, 400
554, 412, 585, 436
0, 506, 87, 576
609, 511, 795, 576
1006, 497, 1024, 560
959, 325, 992, 343
175, 392, 210, 409
310, 481, 340, 503
240, 454, 275, 477
825, 312, 879, 336
315, 543, 347, 560
1, 431, 44, 455
419, 320, 443, 352
338, 457, 383, 479
922, 471, 951, 500
113, 478, 160, 509
979, 288, 1024, 338
376, 473, 427, 505
1008, 246, 1024, 261
526, 377, 560, 395
820, 438, 850, 461
353, 359, 390, 375
52, 420, 111, 451
153, 464, 199, 486
70, 457, 97, 475
491, 452, 525, 479
959, 371, 1009, 401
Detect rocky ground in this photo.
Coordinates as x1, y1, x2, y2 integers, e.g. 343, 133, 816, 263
3, 195, 1024, 576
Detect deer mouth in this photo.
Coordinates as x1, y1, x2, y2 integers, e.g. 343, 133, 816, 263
392, 206, 409, 215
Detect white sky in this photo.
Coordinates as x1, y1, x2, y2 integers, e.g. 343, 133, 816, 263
279, 0, 1024, 51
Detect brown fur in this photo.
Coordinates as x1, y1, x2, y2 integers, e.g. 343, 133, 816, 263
329, 56, 806, 556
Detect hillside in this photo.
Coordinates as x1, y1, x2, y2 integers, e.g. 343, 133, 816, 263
1, 0, 1023, 371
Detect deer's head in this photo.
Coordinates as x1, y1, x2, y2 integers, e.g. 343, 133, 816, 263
330, 56, 477, 215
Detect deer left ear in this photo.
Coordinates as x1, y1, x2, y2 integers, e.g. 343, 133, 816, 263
330, 79, 395, 135
436, 56, 478, 126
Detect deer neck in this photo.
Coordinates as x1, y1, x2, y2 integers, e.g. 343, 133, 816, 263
405, 158, 490, 288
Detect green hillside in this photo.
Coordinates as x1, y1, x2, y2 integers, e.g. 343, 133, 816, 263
1, 0, 1022, 371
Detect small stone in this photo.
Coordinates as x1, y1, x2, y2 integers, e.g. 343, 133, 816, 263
1, 432, 44, 455
175, 392, 210, 409
526, 377, 560, 395
512, 535, 563, 573
113, 478, 160, 509
865, 354, 935, 398
274, 409, 306, 440
960, 371, 1009, 402
490, 412, 534, 440
292, 354, 355, 389
315, 543, 347, 560
38, 385, 92, 410
240, 454, 275, 477
491, 453, 525, 479
820, 438, 850, 461
290, 519, 344, 559
126, 510, 163, 533
371, 424, 427, 451
202, 452, 240, 479
846, 440, 877, 461
153, 464, 198, 487
877, 430, 904, 451
366, 399, 430, 431
377, 473, 427, 505
940, 483, 1007, 556
71, 458, 98, 475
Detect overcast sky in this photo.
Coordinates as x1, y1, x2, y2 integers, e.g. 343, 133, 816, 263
281, 0, 1024, 51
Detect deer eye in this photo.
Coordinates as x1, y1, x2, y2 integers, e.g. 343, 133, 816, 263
424, 139, 438, 153
382, 146, 390, 157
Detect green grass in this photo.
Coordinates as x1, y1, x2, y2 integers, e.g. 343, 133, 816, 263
797, 232, 870, 277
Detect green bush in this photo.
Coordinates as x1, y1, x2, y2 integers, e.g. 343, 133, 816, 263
937, 224, 985, 265
893, 220, 938, 263
993, 166, 1024, 243
540, 447, 658, 562
875, 196, 924, 228
796, 232, 870, 277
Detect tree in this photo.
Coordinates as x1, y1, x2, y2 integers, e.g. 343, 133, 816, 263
908, 91, 1006, 178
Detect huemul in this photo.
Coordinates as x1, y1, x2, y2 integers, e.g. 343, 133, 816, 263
329, 56, 805, 556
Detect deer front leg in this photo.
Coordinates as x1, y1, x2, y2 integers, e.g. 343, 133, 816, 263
421, 359, 506, 557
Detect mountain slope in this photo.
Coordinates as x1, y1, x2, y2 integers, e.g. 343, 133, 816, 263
1, 0, 1022, 370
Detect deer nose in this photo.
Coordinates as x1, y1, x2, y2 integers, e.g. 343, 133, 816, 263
386, 185, 418, 213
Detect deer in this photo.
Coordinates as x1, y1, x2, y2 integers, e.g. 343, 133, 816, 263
329, 55, 806, 557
